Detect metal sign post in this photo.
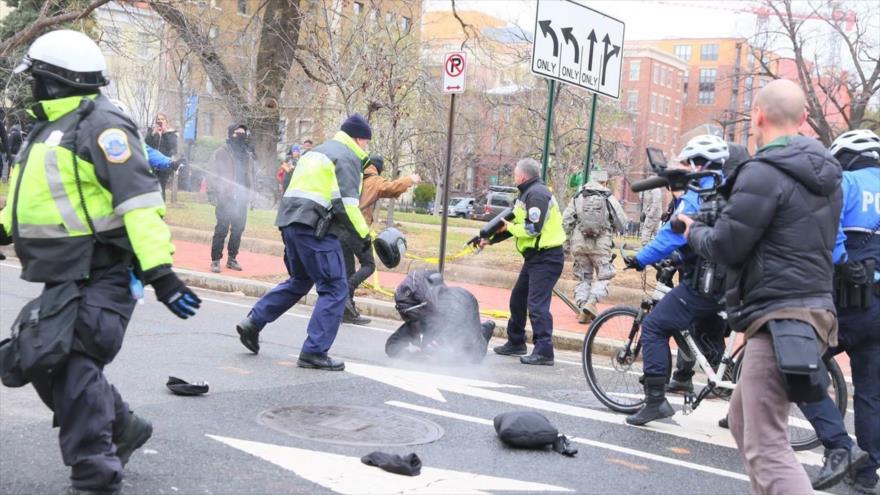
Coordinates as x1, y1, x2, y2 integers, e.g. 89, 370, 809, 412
583, 93, 598, 184
438, 52, 467, 274
540, 79, 557, 181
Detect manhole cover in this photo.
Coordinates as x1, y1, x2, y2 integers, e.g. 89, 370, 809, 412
258, 405, 445, 446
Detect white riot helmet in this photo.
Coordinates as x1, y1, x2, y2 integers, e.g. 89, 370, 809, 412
676, 134, 729, 169
14, 30, 108, 89
829, 129, 880, 158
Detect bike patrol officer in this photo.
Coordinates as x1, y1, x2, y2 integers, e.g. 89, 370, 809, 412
235, 114, 373, 371
798, 129, 880, 493
622, 135, 728, 426
480, 158, 566, 366
0, 30, 201, 494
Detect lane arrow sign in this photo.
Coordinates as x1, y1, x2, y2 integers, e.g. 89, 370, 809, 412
538, 20, 559, 57
586, 30, 598, 71
207, 434, 573, 494
601, 33, 621, 85
561, 27, 579, 64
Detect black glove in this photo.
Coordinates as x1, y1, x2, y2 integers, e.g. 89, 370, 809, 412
171, 158, 185, 171
0, 225, 11, 246
151, 272, 202, 319
623, 256, 643, 271
836, 260, 869, 285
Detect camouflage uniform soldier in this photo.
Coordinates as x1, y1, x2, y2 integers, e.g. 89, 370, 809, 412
563, 170, 627, 323
640, 187, 663, 245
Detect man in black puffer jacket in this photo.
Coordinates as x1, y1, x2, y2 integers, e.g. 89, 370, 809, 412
679, 79, 842, 493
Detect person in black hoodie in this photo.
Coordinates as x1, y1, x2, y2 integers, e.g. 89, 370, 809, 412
207, 123, 255, 273
680, 79, 842, 493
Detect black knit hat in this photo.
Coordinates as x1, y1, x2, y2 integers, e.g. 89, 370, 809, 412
341, 113, 372, 140
369, 154, 384, 174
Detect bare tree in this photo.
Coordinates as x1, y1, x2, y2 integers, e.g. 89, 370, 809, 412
0, 0, 112, 57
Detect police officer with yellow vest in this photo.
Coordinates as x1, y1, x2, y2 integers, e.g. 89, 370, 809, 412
0, 30, 201, 494
235, 114, 373, 371
479, 158, 566, 365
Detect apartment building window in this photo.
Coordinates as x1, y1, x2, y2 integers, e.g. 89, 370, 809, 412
683, 72, 689, 103
700, 43, 719, 61
652, 65, 659, 84
650, 93, 657, 114
664, 96, 670, 116
627, 90, 638, 112
675, 101, 681, 118
698, 68, 717, 104
297, 119, 313, 140
353, 1, 364, 15
237, 0, 246, 14
629, 60, 640, 81
205, 76, 214, 95
401, 16, 411, 32
674, 44, 691, 61
203, 112, 214, 135
660, 66, 667, 87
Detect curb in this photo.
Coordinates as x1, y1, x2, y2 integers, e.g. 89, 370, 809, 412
176, 268, 587, 353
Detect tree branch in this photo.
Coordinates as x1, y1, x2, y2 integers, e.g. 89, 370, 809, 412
0, 0, 113, 57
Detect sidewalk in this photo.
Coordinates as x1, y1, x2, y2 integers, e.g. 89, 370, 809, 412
172, 239, 609, 335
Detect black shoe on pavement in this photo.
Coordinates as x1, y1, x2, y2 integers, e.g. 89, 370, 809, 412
666, 377, 694, 394
626, 375, 675, 426
210, 260, 221, 273
342, 299, 371, 325
813, 445, 870, 490
845, 473, 879, 494
718, 416, 729, 429
114, 412, 153, 467
236, 317, 261, 354
493, 342, 528, 356
297, 352, 345, 371
67, 487, 121, 495
520, 353, 554, 366
226, 258, 243, 271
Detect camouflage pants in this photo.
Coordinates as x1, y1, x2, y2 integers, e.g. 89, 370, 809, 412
640, 218, 661, 244
572, 252, 615, 307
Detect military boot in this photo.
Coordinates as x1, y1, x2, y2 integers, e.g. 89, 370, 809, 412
626, 375, 675, 426
342, 298, 371, 325
114, 411, 153, 467
665, 376, 694, 394
578, 302, 598, 325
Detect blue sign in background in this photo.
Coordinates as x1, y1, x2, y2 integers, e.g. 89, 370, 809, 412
183, 94, 198, 142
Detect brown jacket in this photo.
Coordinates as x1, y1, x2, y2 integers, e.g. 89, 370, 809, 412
207, 143, 256, 200
359, 164, 414, 226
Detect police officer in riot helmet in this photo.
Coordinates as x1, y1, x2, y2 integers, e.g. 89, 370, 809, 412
797, 129, 880, 492
622, 134, 729, 426
0, 30, 201, 494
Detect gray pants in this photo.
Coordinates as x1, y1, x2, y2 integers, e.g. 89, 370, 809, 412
640, 218, 660, 244
31, 268, 137, 491
728, 332, 812, 494
572, 252, 615, 307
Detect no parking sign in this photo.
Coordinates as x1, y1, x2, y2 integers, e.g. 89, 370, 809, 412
442, 52, 466, 94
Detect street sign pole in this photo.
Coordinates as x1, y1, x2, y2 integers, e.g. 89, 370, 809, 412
582, 93, 598, 184
438, 93, 456, 275
540, 79, 557, 181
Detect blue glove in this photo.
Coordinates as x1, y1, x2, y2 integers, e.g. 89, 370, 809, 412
151, 272, 202, 319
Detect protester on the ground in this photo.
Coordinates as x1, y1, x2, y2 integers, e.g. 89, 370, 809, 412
0, 30, 201, 494
235, 113, 373, 371
562, 169, 627, 324
207, 123, 255, 273
144, 112, 178, 200
386, 269, 495, 361
681, 79, 843, 493
341, 153, 420, 325
639, 186, 663, 245
622, 134, 729, 426
480, 158, 566, 366
796, 129, 880, 492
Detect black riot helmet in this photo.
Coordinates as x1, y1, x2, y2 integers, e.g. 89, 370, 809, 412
374, 228, 407, 268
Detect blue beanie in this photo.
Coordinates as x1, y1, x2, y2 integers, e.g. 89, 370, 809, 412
341, 113, 372, 140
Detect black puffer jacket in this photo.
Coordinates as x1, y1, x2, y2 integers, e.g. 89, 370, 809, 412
688, 136, 842, 331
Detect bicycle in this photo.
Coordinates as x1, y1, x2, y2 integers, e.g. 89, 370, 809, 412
582, 249, 848, 451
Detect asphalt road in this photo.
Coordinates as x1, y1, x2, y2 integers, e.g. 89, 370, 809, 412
0, 261, 855, 495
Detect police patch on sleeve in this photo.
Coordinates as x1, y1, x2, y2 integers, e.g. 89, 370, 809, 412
528, 207, 542, 223
97, 128, 132, 164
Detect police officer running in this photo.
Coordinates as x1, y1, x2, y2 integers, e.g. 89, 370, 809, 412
481, 158, 566, 366
797, 129, 880, 492
562, 169, 627, 324
622, 135, 728, 426
0, 30, 201, 494
235, 114, 373, 371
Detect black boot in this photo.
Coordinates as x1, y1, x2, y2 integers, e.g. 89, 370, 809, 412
342, 298, 371, 325
665, 376, 694, 393
236, 317, 261, 354
114, 412, 153, 467
813, 445, 869, 490
626, 375, 675, 426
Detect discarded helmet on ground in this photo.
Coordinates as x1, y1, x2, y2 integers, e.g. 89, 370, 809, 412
374, 228, 407, 268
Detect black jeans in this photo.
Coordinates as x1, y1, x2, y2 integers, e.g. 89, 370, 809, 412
340, 231, 376, 296
506, 247, 564, 358
211, 196, 248, 261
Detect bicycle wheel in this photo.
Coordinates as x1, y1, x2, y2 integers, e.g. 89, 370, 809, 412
733, 353, 848, 451
583, 305, 646, 414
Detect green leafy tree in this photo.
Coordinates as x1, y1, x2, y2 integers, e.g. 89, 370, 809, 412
412, 183, 436, 207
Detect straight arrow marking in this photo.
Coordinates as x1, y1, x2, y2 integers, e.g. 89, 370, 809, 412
207, 434, 573, 494
586, 30, 598, 71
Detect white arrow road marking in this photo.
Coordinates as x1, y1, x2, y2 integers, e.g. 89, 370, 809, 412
345, 362, 824, 467
206, 434, 572, 494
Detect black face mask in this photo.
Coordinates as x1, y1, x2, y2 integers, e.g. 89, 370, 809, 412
30, 74, 90, 102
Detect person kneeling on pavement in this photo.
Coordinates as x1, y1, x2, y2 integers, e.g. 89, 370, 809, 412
386, 269, 496, 363
622, 134, 729, 426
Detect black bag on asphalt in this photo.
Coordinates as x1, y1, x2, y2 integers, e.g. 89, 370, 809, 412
10, 281, 81, 381
766, 319, 829, 403
494, 411, 578, 456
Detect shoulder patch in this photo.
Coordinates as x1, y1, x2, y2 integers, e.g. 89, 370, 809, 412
528, 206, 542, 223
97, 128, 132, 164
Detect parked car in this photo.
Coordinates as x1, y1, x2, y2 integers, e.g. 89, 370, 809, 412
449, 197, 475, 218
472, 186, 518, 221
